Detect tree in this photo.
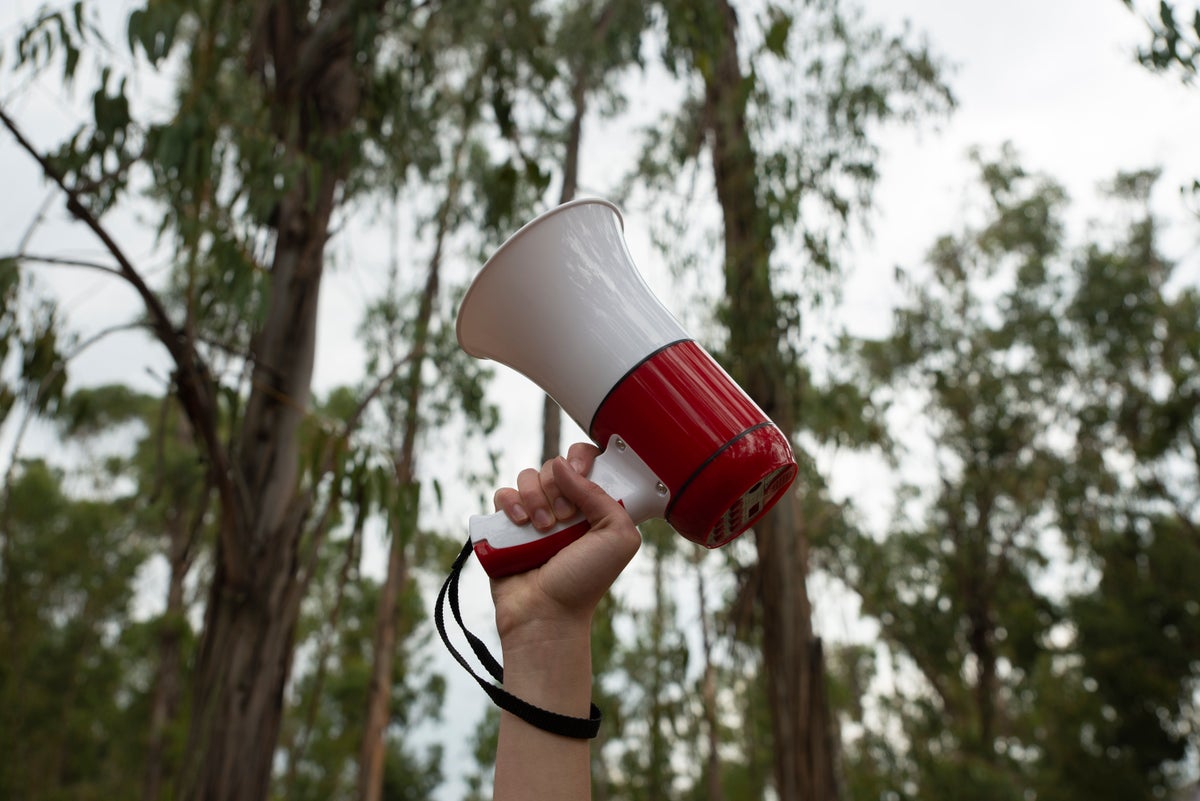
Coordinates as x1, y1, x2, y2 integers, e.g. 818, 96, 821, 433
2, 2, 493, 798
647, 1, 952, 797
840, 149, 1200, 801
1039, 167, 1200, 800
844, 151, 1071, 799
610, 521, 693, 800
0, 458, 147, 798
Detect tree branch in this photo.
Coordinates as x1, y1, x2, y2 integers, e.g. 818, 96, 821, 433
0, 319, 148, 547
0, 103, 249, 586
15, 191, 56, 255
4, 252, 122, 276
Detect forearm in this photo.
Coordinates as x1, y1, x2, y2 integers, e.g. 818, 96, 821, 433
493, 624, 594, 801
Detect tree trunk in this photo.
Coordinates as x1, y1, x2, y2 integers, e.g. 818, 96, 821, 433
182, 535, 308, 800
695, 554, 725, 801
179, 155, 336, 798
358, 501, 413, 801
698, 1, 838, 799
173, 3, 368, 797
358, 112, 469, 798
143, 491, 206, 801
539, 63, 587, 464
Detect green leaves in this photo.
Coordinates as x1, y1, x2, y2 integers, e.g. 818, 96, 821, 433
0, 458, 151, 800
842, 148, 1200, 801
762, 5, 793, 57
1124, 0, 1200, 80
126, 0, 186, 65
0, 262, 68, 424
12, 1, 93, 84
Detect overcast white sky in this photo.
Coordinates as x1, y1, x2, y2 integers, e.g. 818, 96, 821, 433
2, 0, 1199, 796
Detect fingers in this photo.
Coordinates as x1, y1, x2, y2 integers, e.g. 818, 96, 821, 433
550, 457, 641, 576
550, 457, 625, 528
565, 442, 600, 475
536, 443, 601, 524
518, 466, 558, 530
493, 443, 602, 531
492, 487, 529, 525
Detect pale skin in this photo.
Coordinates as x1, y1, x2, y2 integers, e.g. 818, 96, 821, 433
489, 442, 641, 801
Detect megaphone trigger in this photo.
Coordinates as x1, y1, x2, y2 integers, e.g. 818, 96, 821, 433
469, 434, 669, 578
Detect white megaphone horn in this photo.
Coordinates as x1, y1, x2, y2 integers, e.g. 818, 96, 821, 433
457, 199, 797, 578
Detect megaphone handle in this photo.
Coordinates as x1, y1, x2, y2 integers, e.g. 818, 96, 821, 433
469, 435, 670, 578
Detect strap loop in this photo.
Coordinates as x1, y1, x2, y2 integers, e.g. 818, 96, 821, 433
435, 537, 602, 740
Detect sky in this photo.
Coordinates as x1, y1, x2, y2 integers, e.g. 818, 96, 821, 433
2, 0, 1200, 797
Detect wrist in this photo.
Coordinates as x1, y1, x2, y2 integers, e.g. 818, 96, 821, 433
498, 610, 591, 650
492, 574, 596, 645
499, 617, 594, 719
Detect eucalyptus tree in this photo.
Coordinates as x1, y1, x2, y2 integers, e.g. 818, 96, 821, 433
842, 153, 1072, 800
2, 2, 502, 799
1039, 167, 1200, 801
642, 1, 953, 797
840, 152, 1200, 801
0, 457, 148, 799
0, 382, 206, 801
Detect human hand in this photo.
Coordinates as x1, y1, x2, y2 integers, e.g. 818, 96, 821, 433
489, 442, 641, 647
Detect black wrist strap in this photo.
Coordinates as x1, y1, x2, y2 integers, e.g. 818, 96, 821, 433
434, 537, 602, 740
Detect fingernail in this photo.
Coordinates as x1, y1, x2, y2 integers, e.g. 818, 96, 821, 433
553, 497, 574, 519
533, 509, 554, 530
569, 458, 585, 474
510, 503, 529, 524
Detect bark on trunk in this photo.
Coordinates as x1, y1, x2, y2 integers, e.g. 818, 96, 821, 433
143, 490, 206, 801
179, 172, 332, 798
696, 555, 725, 801
358, 113, 469, 799
182, 533, 308, 801
698, 1, 839, 799
177, 5, 361, 793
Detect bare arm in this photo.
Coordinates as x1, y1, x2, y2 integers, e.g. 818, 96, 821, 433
489, 444, 641, 801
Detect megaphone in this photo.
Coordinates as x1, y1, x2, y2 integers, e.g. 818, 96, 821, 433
457, 199, 797, 578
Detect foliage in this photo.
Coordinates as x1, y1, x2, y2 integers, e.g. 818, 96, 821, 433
0, 262, 67, 426
0, 457, 149, 798
839, 149, 1200, 801
1122, 0, 1200, 81
9, 2, 1194, 801
280, 530, 445, 801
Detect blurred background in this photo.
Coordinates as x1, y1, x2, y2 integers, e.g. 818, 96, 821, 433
1, 1, 1197, 800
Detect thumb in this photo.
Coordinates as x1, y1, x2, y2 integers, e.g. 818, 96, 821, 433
551, 457, 626, 527
544, 457, 640, 601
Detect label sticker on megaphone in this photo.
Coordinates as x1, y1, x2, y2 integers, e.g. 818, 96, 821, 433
456, 198, 797, 578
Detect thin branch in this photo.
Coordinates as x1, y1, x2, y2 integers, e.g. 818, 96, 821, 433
3, 252, 122, 276
0, 319, 148, 545
297, 351, 412, 591
335, 356, 410, 454
16, 192, 57, 255
283, 489, 366, 797
0, 103, 248, 586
